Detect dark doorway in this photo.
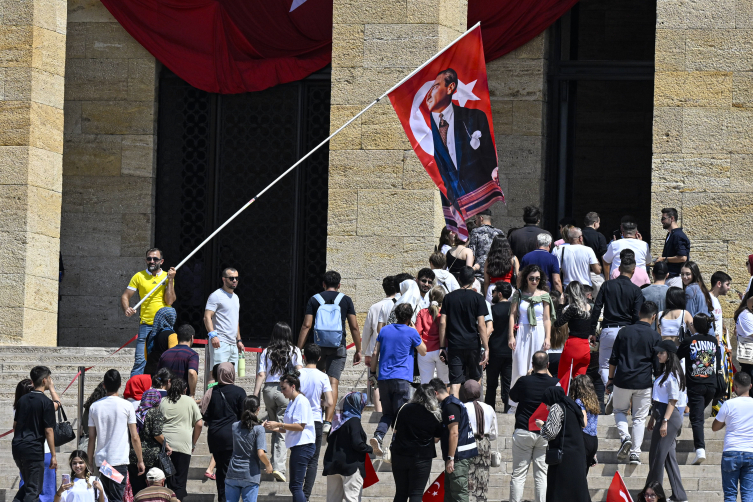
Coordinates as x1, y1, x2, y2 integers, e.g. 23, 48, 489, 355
546, 0, 656, 241
155, 68, 330, 346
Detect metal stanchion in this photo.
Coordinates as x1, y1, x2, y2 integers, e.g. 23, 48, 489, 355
77, 366, 86, 441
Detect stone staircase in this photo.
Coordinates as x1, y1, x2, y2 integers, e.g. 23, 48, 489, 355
0, 346, 728, 501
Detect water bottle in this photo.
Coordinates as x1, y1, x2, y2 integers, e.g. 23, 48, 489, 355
238, 351, 246, 378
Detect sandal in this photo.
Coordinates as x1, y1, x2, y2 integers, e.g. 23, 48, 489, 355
204, 472, 216, 480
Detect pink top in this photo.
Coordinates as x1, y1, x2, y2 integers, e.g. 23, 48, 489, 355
610, 266, 650, 287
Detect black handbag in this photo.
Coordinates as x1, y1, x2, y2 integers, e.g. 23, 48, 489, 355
159, 440, 176, 477
53, 402, 76, 447
544, 403, 566, 466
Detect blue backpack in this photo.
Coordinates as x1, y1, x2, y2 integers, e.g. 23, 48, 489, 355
313, 293, 344, 348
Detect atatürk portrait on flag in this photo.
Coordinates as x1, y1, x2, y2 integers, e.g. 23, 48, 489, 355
426, 68, 499, 212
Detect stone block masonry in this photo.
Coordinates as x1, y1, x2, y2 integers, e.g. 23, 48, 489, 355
652, 0, 753, 324
0, 0, 67, 345
59, 0, 159, 346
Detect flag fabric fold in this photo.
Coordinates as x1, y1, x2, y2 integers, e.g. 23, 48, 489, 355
422, 472, 445, 502
606, 470, 633, 502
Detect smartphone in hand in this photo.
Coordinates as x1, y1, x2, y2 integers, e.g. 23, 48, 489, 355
62, 474, 70, 485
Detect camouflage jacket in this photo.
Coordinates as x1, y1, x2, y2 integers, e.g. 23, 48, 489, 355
468, 224, 505, 276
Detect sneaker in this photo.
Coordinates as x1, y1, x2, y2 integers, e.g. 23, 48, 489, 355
692, 448, 706, 465
617, 436, 632, 460
628, 453, 641, 465
272, 471, 286, 482
322, 421, 332, 436
370, 436, 384, 456
604, 393, 614, 415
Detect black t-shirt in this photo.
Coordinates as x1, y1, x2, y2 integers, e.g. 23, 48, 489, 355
440, 289, 488, 350
509, 373, 559, 431
582, 227, 608, 262
442, 401, 462, 427
145, 329, 175, 375
677, 334, 720, 387
490, 302, 512, 356
12, 391, 55, 460
305, 291, 356, 347
390, 403, 443, 459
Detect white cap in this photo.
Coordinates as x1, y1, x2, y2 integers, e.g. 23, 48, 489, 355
146, 468, 165, 482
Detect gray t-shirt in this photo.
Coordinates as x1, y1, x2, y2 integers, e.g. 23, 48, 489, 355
226, 422, 267, 483
206, 289, 240, 345
642, 284, 669, 330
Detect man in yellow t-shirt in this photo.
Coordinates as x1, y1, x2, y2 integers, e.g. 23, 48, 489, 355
121, 248, 176, 376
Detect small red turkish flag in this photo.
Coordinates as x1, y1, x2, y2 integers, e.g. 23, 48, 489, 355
422, 472, 445, 502
606, 471, 633, 502
529, 363, 573, 431
388, 25, 504, 239
363, 455, 379, 488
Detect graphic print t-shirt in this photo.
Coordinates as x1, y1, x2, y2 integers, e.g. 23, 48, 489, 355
678, 334, 719, 386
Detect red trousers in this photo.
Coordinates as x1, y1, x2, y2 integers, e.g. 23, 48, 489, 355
558, 337, 591, 380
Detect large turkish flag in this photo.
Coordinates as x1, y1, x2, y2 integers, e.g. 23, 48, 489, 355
388, 25, 505, 237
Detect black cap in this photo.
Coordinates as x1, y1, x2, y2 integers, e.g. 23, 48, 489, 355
478, 209, 492, 216
655, 340, 678, 354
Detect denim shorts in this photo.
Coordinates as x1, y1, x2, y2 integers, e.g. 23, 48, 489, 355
210, 340, 239, 368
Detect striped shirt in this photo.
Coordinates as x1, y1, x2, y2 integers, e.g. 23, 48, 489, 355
158, 345, 199, 384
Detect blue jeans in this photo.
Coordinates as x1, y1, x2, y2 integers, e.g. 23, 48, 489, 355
224, 479, 260, 502
722, 451, 753, 502
375, 379, 412, 439
289, 443, 315, 502
131, 323, 151, 376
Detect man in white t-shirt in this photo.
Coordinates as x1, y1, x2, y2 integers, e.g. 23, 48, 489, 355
602, 221, 652, 279
361, 276, 398, 413
88, 369, 144, 502
710, 271, 732, 349
204, 267, 244, 375
298, 344, 334, 500
712, 372, 753, 502
551, 227, 601, 286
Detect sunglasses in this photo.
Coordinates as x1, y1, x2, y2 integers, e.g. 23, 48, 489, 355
224, 276, 239, 281
528, 276, 541, 282
146, 257, 161, 262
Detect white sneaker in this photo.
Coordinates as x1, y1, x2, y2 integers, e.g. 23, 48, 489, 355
692, 448, 706, 465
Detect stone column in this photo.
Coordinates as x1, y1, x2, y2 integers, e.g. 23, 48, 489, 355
0, 0, 67, 345
328, 0, 466, 323
651, 0, 753, 318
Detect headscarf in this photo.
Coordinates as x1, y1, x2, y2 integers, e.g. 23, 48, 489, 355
146, 307, 177, 354
135, 389, 163, 433
510, 290, 556, 326
542, 386, 584, 428
459, 380, 482, 403
200, 363, 236, 414
393, 280, 423, 322
330, 392, 367, 433
123, 374, 152, 401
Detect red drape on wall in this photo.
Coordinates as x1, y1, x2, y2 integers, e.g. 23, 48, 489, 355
99, 0, 577, 94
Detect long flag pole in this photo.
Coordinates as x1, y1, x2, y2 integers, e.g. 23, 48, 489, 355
132, 22, 482, 311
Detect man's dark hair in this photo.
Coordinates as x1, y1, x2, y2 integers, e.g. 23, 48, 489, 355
103, 369, 121, 393
176, 323, 195, 343
531, 351, 549, 371
382, 276, 398, 297
394, 273, 414, 285
493, 281, 513, 300
619, 248, 635, 260
30, 366, 51, 388
458, 266, 475, 287
734, 371, 751, 388
661, 208, 678, 222
417, 268, 435, 281
303, 343, 321, 363
621, 215, 637, 225
583, 285, 594, 296
621, 221, 637, 234
523, 206, 541, 225
652, 261, 669, 280
394, 303, 414, 324
323, 271, 341, 288
436, 68, 458, 95
221, 267, 237, 277
710, 271, 732, 289
583, 212, 600, 227
620, 255, 636, 272
640, 301, 659, 319
428, 377, 448, 394
145, 247, 163, 259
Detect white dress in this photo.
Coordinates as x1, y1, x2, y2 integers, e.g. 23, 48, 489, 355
60, 477, 107, 502
509, 299, 545, 408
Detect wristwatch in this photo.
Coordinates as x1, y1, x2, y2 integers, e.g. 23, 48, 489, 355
662, 418, 669, 423
447, 456, 454, 461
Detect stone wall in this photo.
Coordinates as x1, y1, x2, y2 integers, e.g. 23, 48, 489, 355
486, 32, 548, 234
651, 0, 753, 319
59, 0, 158, 346
0, 0, 67, 345
327, 0, 467, 324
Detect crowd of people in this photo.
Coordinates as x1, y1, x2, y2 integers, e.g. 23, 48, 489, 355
10, 206, 753, 502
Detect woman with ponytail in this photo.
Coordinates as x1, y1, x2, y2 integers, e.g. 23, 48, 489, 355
54, 451, 105, 502
415, 286, 449, 384
681, 261, 715, 337
677, 312, 722, 465
225, 396, 273, 502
